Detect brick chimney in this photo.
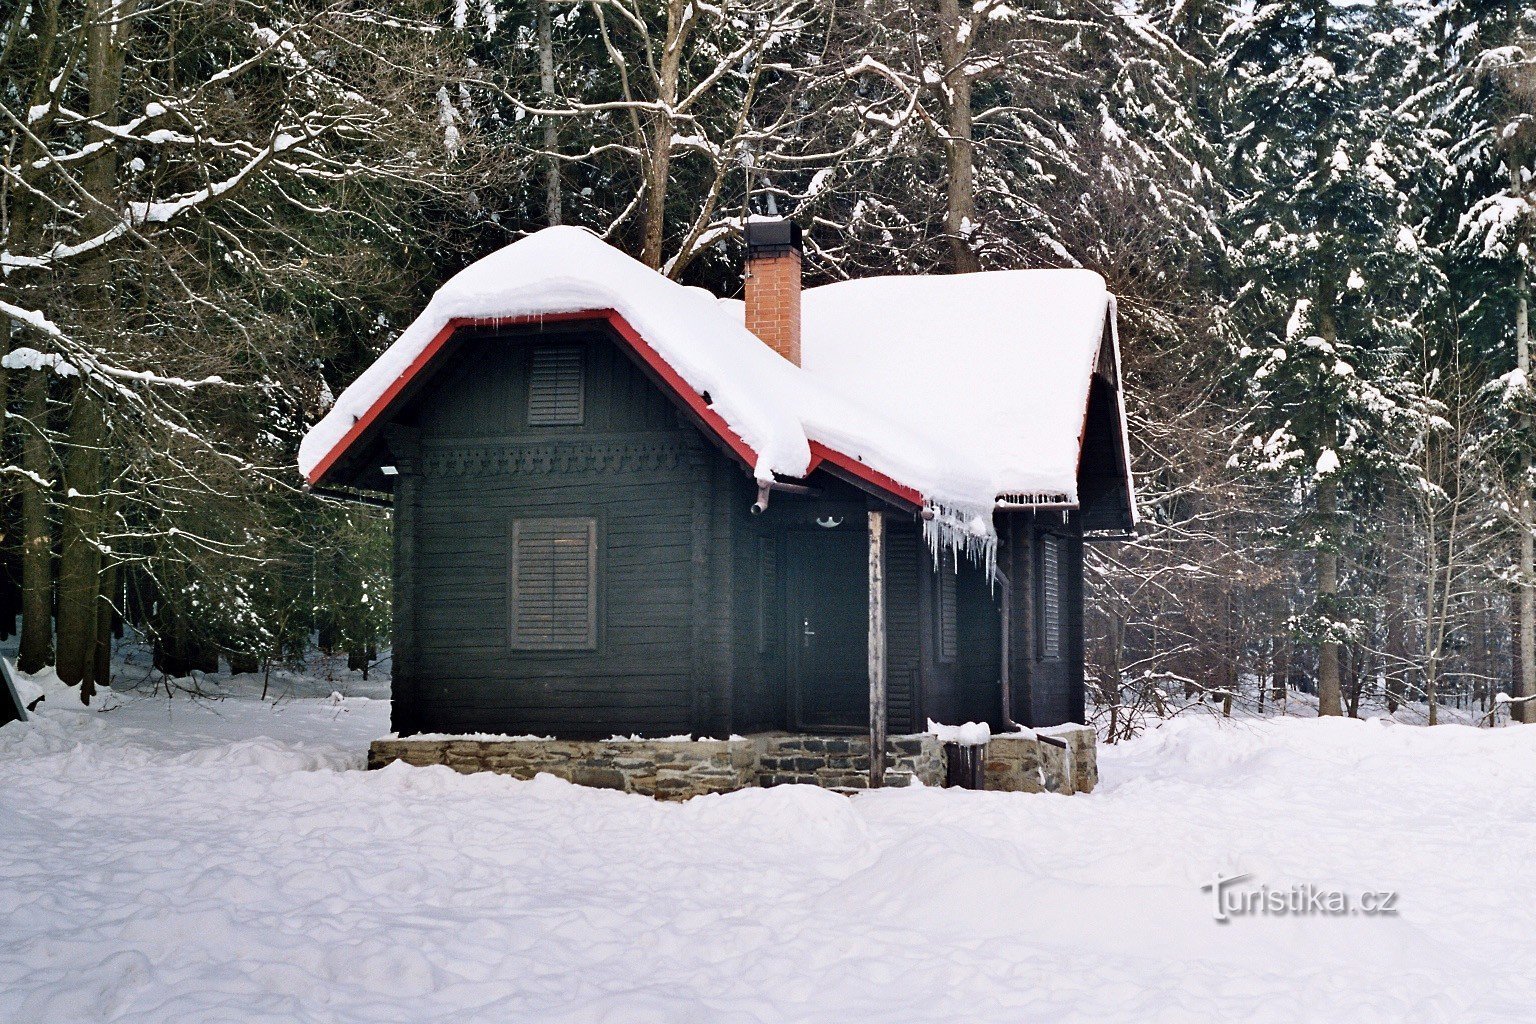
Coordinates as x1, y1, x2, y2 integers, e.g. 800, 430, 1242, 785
743, 218, 803, 366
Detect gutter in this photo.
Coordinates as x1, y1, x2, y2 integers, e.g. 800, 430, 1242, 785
302, 483, 393, 510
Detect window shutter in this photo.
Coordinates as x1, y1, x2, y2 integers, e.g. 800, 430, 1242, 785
1040, 535, 1062, 660
527, 346, 585, 426
938, 555, 958, 662
510, 518, 597, 649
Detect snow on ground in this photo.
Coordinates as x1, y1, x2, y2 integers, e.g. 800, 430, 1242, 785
5, 680, 1536, 1023
1093, 685, 1498, 740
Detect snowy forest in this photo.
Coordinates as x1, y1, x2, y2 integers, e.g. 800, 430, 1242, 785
1, 0, 1534, 729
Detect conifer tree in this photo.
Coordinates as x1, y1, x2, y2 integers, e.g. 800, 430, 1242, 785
1224, 0, 1434, 715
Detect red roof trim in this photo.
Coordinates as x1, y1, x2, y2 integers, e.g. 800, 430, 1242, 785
305, 309, 921, 511
306, 316, 462, 486
808, 442, 924, 509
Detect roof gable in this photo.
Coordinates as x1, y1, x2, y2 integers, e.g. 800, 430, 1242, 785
300, 227, 1136, 547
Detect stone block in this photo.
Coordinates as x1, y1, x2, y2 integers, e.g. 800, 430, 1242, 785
569, 766, 626, 791
983, 728, 1097, 794
1039, 724, 1098, 794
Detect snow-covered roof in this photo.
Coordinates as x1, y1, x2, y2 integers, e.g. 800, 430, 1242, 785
299, 227, 1131, 551
727, 268, 1116, 504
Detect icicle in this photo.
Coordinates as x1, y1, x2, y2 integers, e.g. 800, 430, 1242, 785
921, 500, 999, 582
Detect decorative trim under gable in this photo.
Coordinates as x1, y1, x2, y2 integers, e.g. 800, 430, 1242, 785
420, 439, 707, 478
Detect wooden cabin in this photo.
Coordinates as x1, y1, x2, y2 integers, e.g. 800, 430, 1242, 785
301, 222, 1134, 776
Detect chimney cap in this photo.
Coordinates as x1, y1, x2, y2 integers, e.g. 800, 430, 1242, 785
744, 218, 802, 258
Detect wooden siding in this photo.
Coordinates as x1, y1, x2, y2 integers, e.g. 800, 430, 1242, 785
724, 476, 922, 736
999, 511, 1086, 729
1078, 375, 1134, 533
414, 328, 683, 440
397, 327, 712, 738
380, 319, 1091, 740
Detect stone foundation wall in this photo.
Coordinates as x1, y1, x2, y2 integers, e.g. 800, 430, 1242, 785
1040, 724, 1098, 794
367, 737, 757, 800
983, 724, 1098, 795
369, 727, 1082, 800
755, 734, 945, 790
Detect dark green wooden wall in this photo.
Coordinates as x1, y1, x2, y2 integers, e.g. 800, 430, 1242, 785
395, 327, 713, 737
380, 320, 1088, 738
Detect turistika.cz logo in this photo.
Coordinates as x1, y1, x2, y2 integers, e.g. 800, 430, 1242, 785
1201, 872, 1400, 924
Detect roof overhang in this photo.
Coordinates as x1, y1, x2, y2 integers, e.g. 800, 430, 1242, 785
306, 309, 924, 513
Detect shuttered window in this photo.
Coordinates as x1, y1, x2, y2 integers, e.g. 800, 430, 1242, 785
938, 555, 958, 663
1040, 535, 1062, 661
510, 518, 597, 650
527, 346, 585, 426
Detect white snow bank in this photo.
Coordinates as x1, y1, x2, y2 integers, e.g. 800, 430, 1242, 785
8, 665, 79, 709
4, 703, 1533, 1022
301, 228, 1120, 557
927, 718, 992, 746
382, 731, 556, 742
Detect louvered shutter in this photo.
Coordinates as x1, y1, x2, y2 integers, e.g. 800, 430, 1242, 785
1040, 535, 1062, 660
527, 346, 585, 426
938, 556, 958, 662
510, 518, 597, 649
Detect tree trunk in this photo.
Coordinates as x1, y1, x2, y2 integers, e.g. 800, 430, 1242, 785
17, 368, 53, 673
638, 0, 688, 270
1313, 275, 1344, 717
6, 1, 67, 676
1425, 508, 1441, 725
55, 0, 135, 698
1385, 572, 1404, 714
1316, 475, 1343, 716
55, 394, 104, 693
1516, 254, 1534, 723
92, 557, 116, 689
937, 0, 981, 273
538, 0, 561, 227
1273, 633, 1289, 704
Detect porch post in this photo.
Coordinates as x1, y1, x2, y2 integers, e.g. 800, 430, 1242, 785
868, 510, 887, 788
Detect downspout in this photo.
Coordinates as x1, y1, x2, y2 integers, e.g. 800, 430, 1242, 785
749, 479, 819, 515
997, 566, 1021, 731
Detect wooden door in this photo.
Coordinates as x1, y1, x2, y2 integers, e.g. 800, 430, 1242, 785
787, 525, 867, 731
